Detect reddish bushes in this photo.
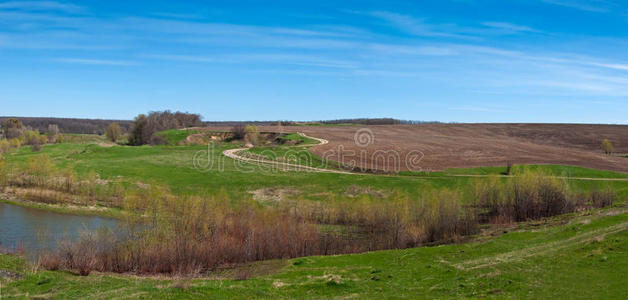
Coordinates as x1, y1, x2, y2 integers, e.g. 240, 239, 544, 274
39, 189, 479, 276
43, 198, 323, 275
30, 167, 617, 276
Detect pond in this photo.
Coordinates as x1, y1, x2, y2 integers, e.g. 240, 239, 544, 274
0, 202, 117, 253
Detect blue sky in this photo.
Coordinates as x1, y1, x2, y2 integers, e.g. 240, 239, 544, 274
1, 0, 627, 123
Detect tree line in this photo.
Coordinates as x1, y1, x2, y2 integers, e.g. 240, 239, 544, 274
0, 118, 59, 152
0, 117, 132, 135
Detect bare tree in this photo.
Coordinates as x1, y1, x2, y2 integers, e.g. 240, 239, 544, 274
48, 124, 60, 142
231, 124, 246, 140
1, 118, 24, 139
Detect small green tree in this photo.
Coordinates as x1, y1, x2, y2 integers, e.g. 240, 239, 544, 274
602, 139, 614, 155
26, 155, 54, 186
244, 125, 261, 146
23, 130, 41, 145
8, 138, 21, 149
61, 165, 76, 193
105, 122, 122, 142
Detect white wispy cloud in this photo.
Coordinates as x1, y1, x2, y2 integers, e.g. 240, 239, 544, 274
481, 22, 539, 33
368, 11, 469, 38
367, 11, 541, 38
541, 0, 615, 13
3, 1, 627, 99
0, 1, 84, 13
146, 53, 358, 69
588, 62, 628, 71
366, 44, 458, 56
54, 58, 136, 66
119, 17, 357, 38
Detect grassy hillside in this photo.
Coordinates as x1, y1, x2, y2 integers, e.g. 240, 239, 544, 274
2, 207, 626, 299
2, 131, 628, 298
156, 129, 200, 145
4, 140, 628, 203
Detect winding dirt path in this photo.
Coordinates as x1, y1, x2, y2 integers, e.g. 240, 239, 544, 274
222, 133, 355, 175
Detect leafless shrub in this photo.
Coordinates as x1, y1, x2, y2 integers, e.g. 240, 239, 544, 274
231, 124, 246, 140
39, 254, 61, 271
23, 166, 614, 277
589, 188, 616, 208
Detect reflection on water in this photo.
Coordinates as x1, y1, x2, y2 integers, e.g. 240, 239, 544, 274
0, 202, 117, 253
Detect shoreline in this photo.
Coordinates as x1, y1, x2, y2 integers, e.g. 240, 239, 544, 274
0, 192, 126, 220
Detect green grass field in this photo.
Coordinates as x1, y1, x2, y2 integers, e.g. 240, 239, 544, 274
2, 207, 626, 299
156, 129, 200, 145
2, 131, 628, 299
4, 133, 628, 202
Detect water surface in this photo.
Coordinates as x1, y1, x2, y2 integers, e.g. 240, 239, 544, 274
0, 202, 117, 253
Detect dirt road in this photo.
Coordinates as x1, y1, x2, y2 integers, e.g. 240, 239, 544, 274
222, 133, 354, 175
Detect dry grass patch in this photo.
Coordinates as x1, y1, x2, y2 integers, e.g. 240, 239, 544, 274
249, 187, 300, 203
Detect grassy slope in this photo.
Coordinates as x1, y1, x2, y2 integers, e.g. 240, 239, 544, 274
4, 139, 628, 202
156, 129, 199, 145
1, 142, 464, 200
2, 209, 626, 299
277, 133, 319, 145
2, 133, 628, 298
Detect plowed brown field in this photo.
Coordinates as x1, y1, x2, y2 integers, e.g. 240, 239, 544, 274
206, 124, 628, 173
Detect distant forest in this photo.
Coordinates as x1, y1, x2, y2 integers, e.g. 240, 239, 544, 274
0, 117, 133, 135
315, 118, 440, 125
206, 118, 441, 126
0, 116, 439, 135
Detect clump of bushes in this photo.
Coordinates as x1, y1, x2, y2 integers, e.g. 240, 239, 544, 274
1, 118, 58, 152
4, 155, 126, 208
0, 139, 9, 154
231, 124, 246, 140
1, 118, 24, 139
105, 122, 122, 142
588, 187, 616, 208
229, 124, 261, 146
128, 111, 202, 146
472, 169, 615, 223
8, 138, 21, 149
300, 190, 477, 250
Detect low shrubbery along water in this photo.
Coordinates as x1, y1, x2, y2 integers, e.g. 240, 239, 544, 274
0, 155, 616, 276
